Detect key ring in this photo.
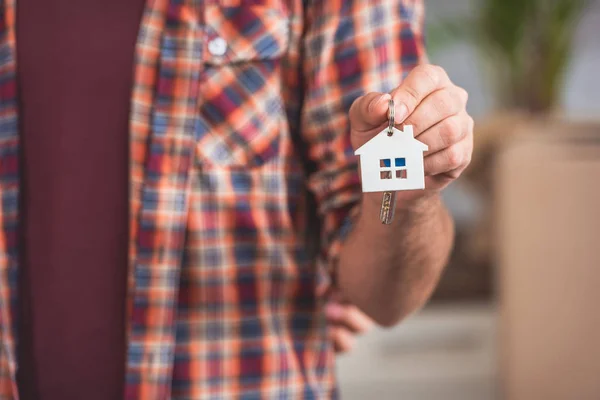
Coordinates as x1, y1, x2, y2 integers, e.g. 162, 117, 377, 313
387, 98, 395, 136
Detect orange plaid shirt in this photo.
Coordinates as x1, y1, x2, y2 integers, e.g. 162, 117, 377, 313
0, 0, 426, 398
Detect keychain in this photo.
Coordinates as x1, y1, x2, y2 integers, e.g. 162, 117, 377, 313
354, 99, 429, 224
381, 103, 398, 224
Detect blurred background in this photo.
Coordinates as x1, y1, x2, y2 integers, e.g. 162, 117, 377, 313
337, 0, 600, 399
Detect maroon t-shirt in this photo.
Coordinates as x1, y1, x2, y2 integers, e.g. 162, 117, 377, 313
16, 1, 145, 398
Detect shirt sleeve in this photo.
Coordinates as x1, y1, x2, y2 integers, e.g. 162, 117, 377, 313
299, 0, 427, 281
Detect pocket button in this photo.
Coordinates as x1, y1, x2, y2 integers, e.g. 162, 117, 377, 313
208, 37, 228, 57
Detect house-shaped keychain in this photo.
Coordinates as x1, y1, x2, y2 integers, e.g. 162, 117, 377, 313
354, 125, 428, 192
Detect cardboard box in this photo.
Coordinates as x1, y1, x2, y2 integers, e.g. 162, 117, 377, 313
496, 124, 600, 400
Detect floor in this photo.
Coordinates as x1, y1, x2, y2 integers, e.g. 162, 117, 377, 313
336, 303, 498, 400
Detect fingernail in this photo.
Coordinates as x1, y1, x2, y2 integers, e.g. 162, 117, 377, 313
325, 303, 344, 320
395, 102, 408, 122
368, 93, 391, 113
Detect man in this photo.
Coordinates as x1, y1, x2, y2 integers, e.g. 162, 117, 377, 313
0, 0, 473, 398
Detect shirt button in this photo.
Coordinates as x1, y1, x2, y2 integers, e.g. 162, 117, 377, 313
208, 37, 228, 57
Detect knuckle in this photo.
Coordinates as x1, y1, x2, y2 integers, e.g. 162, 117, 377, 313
350, 318, 369, 334
355, 325, 367, 335
465, 150, 473, 167
445, 88, 465, 114
441, 117, 463, 147
456, 86, 469, 104
339, 343, 351, 353
434, 65, 449, 80
420, 64, 441, 86
344, 337, 355, 352
403, 85, 421, 105
465, 138, 474, 166
468, 115, 475, 132
446, 145, 464, 169
446, 169, 463, 180
332, 330, 353, 352
435, 90, 456, 115
433, 64, 446, 74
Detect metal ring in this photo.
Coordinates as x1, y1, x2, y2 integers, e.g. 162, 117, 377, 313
387, 98, 395, 136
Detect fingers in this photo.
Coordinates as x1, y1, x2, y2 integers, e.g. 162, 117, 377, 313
325, 302, 374, 334
423, 134, 473, 178
404, 86, 469, 136
329, 325, 356, 353
417, 112, 472, 155
391, 65, 451, 123
349, 64, 473, 182
349, 92, 391, 133
324, 300, 374, 354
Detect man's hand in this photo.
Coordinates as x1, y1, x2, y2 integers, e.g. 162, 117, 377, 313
318, 281, 373, 353
336, 64, 465, 326
324, 292, 373, 353
349, 64, 473, 206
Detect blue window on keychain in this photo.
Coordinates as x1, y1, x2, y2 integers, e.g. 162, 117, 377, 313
380, 159, 391, 168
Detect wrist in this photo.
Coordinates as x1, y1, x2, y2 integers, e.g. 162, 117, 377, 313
397, 191, 442, 213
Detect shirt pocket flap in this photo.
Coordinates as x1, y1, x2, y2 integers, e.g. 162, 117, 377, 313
203, 5, 290, 65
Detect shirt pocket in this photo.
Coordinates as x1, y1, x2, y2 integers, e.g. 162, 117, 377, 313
195, 4, 291, 168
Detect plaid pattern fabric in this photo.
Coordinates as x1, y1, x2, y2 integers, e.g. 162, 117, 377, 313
0, 0, 425, 398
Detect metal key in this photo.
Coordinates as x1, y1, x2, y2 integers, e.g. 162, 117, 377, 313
380, 99, 397, 225
380, 191, 397, 224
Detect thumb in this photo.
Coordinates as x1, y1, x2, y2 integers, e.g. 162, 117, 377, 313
349, 92, 391, 132
349, 92, 391, 149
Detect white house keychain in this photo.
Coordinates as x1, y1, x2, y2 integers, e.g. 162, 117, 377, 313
354, 99, 429, 224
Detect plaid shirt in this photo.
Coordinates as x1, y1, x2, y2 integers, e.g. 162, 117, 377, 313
0, 0, 425, 398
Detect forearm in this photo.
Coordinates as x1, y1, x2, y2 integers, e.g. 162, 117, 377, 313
337, 193, 454, 327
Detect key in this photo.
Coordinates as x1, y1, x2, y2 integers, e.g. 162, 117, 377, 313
380, 99, 397, 224
380, 190, 397, 224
